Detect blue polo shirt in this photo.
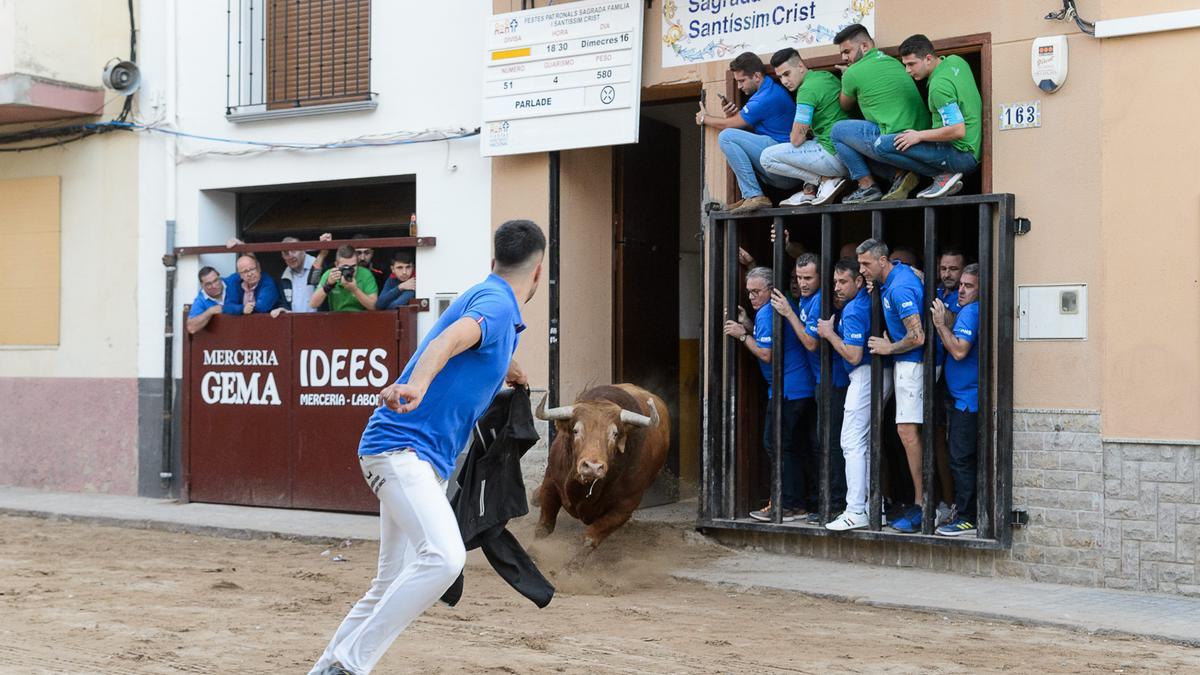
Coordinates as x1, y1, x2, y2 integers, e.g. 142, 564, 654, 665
753, 302, 813, 400
935, 286, 959, 370
880, 263, 925, 364
944, 300, 979, 412
187, 285, 228, 318
223, 272, 279, 314
358, 274, 525, 479
740, 76, 795, 143
838, 288, 873, 376
800, 291, 850, 388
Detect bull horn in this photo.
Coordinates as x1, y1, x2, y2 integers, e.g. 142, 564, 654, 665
619, 399, 660, 428
535, 395, 574, 421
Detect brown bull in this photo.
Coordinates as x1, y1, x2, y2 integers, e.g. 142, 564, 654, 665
533, 384, 670, 548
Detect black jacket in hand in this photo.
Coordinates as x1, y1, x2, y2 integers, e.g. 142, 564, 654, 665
441, 386, 554, 608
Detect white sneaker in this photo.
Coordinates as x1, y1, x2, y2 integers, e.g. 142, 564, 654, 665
812, 177, 847, 205
780, 188, 816, 206
825, 510, 869, 531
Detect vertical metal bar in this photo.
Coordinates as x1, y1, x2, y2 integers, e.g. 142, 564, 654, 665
261, 0, 266, 104
248, 0, 254, 103
921, 207, 937, 534
237, 0, 243, 106
996, 195, 1015, 546
701, 215, 722, 521
868, 210, 884, 530
771, 217, 785, 523
356, 0, 363, 95
724, 219, 740, 519
548, 151, 561, 451
977, 202, 994, 540
226, 0, 232, 113
819, 214, 834, 523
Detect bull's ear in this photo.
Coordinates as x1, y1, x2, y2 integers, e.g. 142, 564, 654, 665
554, 420, 573, 436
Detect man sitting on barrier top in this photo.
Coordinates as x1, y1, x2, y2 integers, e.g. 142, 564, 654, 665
185, 266, 230, 334
311, 244, 379, 312
760, 48, 850, 207
829, 23, 930, 203
226, 254, 279, 316
377, 250, 417, 310
696, 51, 800, 214
891, 34, 983, 199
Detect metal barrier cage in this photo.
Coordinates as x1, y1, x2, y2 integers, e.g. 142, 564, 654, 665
700, 194, 1016, 550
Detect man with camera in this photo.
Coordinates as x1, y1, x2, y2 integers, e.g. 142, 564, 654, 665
310, 244, 379, 312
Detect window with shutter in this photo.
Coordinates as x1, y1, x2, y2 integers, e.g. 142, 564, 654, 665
266, 0, 371, 110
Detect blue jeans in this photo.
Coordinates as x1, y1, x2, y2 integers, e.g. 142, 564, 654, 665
829, 119, 904, 182
718, 128, 802, 198
875, 134, 979, 178
760, 140, 848, 185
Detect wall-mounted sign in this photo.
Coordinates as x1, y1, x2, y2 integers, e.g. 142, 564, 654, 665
661, 0, 876, 68
482, 0, 644, 157
998, 100, 1041, 130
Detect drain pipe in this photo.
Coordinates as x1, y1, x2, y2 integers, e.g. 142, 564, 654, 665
159, 0, 180, 493
161, 221, 177, 490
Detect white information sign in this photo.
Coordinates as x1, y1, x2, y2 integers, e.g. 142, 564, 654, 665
998, 100, 1041, 130
661, 1, 875, 68
482, 0, 644, 157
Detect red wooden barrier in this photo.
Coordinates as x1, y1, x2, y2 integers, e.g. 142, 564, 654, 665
183, 308, 419, 513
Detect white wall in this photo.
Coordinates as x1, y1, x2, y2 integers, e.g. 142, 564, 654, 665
136, 0, 495, 379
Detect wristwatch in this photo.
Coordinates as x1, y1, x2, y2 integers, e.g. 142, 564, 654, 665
739, 333, 748, 343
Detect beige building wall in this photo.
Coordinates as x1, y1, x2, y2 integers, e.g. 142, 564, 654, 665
3, 0, 134, 85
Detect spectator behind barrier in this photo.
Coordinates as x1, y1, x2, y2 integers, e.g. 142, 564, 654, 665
760, 48, 850, 207
894, 34, 983, 199
830, 23, 930, 204
696, 51, 800, 214
931, 263, 981, 537
857, 238, 928, 533
186, 266, 229, 334
723, 266, 815, 523
378, 250, 417, 310
352, 233, 388, 291
226, 254, 279, 316
311, 244, 378, 312
819, 257, 889, 531
274, 236, 319, 316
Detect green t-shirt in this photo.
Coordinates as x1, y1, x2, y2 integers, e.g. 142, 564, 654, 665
319, 265, 379, 312
794, 70, 849, 155
841, 48, 929, 134
927, 54, 982, 161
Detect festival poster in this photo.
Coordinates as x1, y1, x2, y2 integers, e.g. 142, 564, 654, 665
662, 0, 876, 67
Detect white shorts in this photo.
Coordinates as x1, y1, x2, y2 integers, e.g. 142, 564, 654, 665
894, 360, 925, 424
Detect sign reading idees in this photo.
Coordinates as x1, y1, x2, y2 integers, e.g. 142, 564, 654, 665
482, 0, 644, 157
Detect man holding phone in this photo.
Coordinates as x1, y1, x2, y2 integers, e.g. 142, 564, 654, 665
696, 51, 799, 214
311, 244, 379, 312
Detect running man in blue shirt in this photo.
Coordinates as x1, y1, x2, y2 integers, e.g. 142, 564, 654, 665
931, 263, 981, 537
310, 220, 545, 675
697, 51, 802, 214
857, 239, 928, 533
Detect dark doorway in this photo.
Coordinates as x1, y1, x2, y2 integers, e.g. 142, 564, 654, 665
614, 115, 681, 507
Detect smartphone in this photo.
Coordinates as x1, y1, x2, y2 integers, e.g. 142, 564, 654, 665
718, 93, 730, 106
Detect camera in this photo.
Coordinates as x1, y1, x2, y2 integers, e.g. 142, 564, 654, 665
338, 264, 357, 282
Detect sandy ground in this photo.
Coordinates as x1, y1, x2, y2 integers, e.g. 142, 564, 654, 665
1, 513, 1197, 674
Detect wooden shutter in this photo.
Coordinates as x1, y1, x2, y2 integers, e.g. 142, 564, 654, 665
267, 0, 371, 109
